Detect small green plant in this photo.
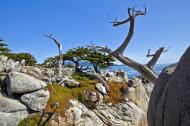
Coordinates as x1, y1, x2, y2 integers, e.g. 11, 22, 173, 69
19, 74, 98, 126
18, 114, 41, 126
66, 82, 77, 88
46, 74, 97, 114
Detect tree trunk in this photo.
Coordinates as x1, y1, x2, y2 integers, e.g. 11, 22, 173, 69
91, 8, 159, 83
113, 53, 158, 83
44, 35, 63, 78
146, 47, 165, 70
91, 72, 109, 92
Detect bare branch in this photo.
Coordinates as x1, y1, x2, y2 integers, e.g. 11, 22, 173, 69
146, 49, 156, 57
146, 47, 166, 70
112, 7, 146, 27
112, 17, 130, 27
44, 34, 63, 53
111, 7, 147, 55
163, 46, 171, 53
91, 7, 159, 83
44, 34, 63, 78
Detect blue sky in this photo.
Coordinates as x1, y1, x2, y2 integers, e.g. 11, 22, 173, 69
0, 0, 189, 64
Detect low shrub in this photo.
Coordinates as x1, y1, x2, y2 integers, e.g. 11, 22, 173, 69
105, 82, 128, 106
45, 74, 97, 116
18, 114, 41, 126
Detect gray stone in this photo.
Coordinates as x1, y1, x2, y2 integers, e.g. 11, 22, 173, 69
0, 93, 28, 126
95, 101, 147, 126
59, 76, 80, 87
7, 71, 47, 94
148, 64, 177, 126
128, 78, 141, 87
148, 46, 190, 126
0, 56, 21, 72
0, 111, 28, 126
21, 66, 43, 80
126, 83, 149, 113
0, 61, 5, 72
66, 100, 105, 126
5, 59, 15, 72
0, 93, 27, 112
0, 55, 8, 64
127, 87, 135, 93
95, 83, 107, 95
85, 91, 98, 102
21, 89, 50, 111
143, 82, 154, 97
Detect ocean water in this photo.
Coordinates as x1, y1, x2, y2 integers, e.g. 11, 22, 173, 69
64, 61, 170, 78
107, 64, 170, 78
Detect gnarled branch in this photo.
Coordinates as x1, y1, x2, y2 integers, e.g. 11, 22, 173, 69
113, 7, 146, 55
44, 34, 63, 78
44, 34, 63, 57
90, 7, 159, 83
146, 47, 170, 70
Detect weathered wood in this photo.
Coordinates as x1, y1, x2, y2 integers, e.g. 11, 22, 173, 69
91, 7, 159, 83
44, 34, 63, 78
146, 47, 170, 70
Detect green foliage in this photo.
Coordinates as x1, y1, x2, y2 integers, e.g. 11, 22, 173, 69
65, 47, 89, 60
42, 57, 57, 67
85, 50, 115, 73
0, 38, 11, 54
43, 46, 115, 73
67, 82, 77, 88
64, 47, 90, 72
18, 114, 41, 126
64, 47, 115, 73
5, 53, 37, 66
46, 74, 97, 115
19, 74, 98, 125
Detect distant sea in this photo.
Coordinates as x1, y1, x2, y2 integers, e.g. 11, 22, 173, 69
107, 64, 171, 78
65, 61, 170, 78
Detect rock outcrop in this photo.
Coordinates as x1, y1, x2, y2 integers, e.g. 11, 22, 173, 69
0, 55, 21, 72
0, 66, 50, 125
94, 101, 147, 126
21, 66, 43, 80
21, 89, 50, 111
65, 100, 105, 126
148, 46, 190, 126
96, 83, 107, 95
0, 93, 28, 126
7, 71, 47, 94
148, 64, 177, 126
126, 78, 149, 113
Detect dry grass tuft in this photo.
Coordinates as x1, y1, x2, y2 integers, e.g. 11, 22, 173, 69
105, 81, 128, 105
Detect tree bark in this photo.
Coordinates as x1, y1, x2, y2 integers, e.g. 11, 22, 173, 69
91, 72, 109, 92
113, 53, 158, 83
146, 47, 169, 70
91, 7, 159, 84
44, 34, 63, 78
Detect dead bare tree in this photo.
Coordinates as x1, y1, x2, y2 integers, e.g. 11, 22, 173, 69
90, 7, 161, 84
44, 34, 63, 78
146, 46, 170, 70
